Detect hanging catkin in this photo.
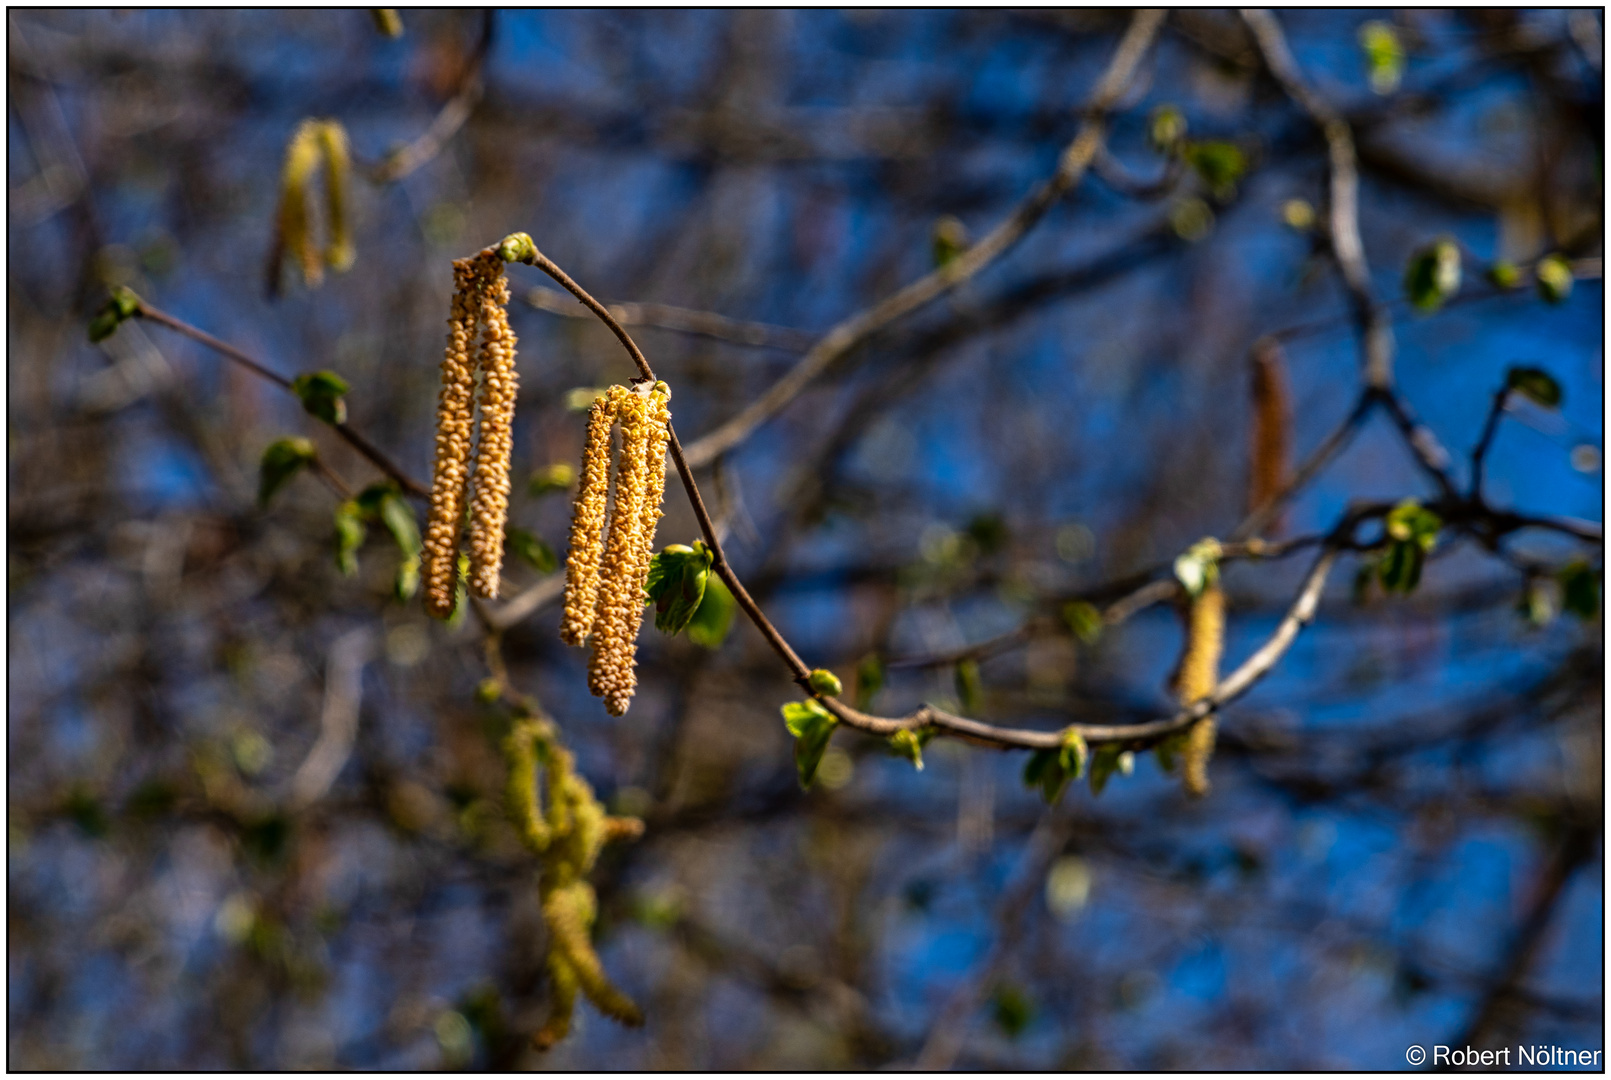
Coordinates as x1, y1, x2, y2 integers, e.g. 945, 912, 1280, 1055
1248, 336, 1293, 530
560, 388, 626, 645
422, 257, 485, 618
423, 251, 518, 617
561, 382, 672, 716
270, 119, 356, 295
468, 266, 519, 599
1177, 583, 1225, 798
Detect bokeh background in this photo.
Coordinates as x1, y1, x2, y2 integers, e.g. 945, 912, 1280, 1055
7, 8, 1603, 1069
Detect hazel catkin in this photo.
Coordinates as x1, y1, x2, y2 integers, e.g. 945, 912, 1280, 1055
1177, 583, 1225, 799
422, 257, 485, 618
560, 388, 624, 645
468, 263, 519, 599
561, 382, 672, 716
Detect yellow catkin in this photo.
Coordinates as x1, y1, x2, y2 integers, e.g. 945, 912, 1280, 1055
276, 121, 324, 287
581, 385, 672, 717
587, 391, 651, 713
620, 385, 671, 669
1178, 583, 1225, 798
468, 261, 519, 599
315, 121, 355, 272
422, 257, 485, 618
1249, 336, 1293, 529
561, 391, 621, 645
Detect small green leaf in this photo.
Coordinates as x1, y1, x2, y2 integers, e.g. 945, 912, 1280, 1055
1487, 260, 1520, 289
333, 499, 366, 576
781, 698, 833, 738
888, 728, 929, 771
446, 553, 469, 629
1506, 366, 1562, 410
377, 491, 421, 557
932, 215, 969, 270
1385, 499, 1441, 551
506, 527, 557, 574
87, 286, 140, 343
528, 463, 576, 497
1023, 747, 1068, 805
1535, 253, 1574, 304
1148, 104, 1187, 151
685, 573, 736, 650
808, 668, 843, 697
1404, 239, 1461, 312
782, 699, 837, 788
1377, 540, 1424, 594
990, 984, 1034, 1039
1089, 745, 1124, 797
394, 553, 420, 601
855, 653, 885, 709
645, 542, 715, 635
1558, 561, 1600, 621
1182, 140, 1246, 197
1063, 600, 1103, 645
954, 658, 982, 714
1358, 20, 1404, 95
292, 371, 351, 426
1058, 729, 1088, 781
258, 437, 317, 506
475, 677, 502, 704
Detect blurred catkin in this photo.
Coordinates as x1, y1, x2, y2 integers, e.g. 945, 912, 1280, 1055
503, 718, 644, 1048
1248, 337, 1293, 530
315, 121, 355, 272
1177, 583, 1225, 798
271, 119, 356, 293
468, 265, 518, 599
275, 121, 324, 288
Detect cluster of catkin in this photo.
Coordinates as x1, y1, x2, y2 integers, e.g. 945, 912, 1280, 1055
1176, 583, 1225, 799
560, 383, 673, 716
503, 718, 645, 1050
422, 251, 520, 618
271, 119, 354, 293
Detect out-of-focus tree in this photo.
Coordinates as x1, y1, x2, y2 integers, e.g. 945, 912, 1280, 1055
8, 8, 1602, 1069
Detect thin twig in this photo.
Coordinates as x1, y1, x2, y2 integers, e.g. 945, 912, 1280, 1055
286, 627, 373, 813
361, 10, 494, 184
1242, 9, 1394, 390
1469, 385, 1512, 501
133, 300, 429, 499
525, 286, 815, 352
912, 805, 1068, 1069
1232, 391, 1375, 541
676, 9, 1167, 469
